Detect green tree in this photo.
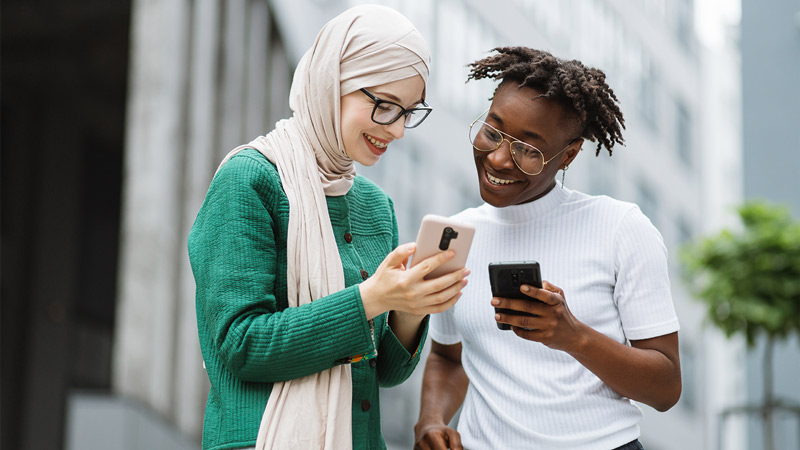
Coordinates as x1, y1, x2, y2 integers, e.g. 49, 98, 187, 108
682, 201, 800, 450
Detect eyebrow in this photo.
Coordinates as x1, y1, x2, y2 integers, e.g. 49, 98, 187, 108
372, 90, 425, 108
488, 111, 548, 145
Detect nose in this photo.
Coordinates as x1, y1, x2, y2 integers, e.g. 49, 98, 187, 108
386, 116, 406, 140
486, 138, 516, 170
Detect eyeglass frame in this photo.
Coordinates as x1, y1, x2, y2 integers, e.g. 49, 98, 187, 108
360, 88, 433, 129
468, 108, 578, 175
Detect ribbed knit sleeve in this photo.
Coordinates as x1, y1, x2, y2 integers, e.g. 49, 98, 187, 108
613, 206, 680, 340
376, 315, 429, 387
189, 152, 374, 383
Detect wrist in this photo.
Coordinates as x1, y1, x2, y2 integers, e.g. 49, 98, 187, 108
359, 280, 384, 320
391, 310, 426, 323
566, 322, 593, 356
414, 414, 446, 432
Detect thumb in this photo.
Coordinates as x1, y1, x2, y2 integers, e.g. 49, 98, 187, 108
385, 242, 416, 268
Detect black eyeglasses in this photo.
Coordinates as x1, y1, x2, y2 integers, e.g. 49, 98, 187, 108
360, 88, 432, 128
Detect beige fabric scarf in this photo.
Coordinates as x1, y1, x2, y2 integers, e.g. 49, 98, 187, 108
215, 5, 430, 449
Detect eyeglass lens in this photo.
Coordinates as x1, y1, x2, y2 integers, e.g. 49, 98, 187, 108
373, 103, 429, 128
469, 121, 545, 174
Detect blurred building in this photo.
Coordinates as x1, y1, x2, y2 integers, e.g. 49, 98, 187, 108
1, 0, 755, 449
740, 0, 800, 449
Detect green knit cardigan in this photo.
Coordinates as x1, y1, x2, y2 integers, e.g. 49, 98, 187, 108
188, 149, 427, 450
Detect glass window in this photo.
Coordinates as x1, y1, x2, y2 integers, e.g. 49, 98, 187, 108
676, 100, 692, 167
675, 0, 693, 50
639, 53, 659, 129
679, 343, 697, 411
637, 180, 659, 225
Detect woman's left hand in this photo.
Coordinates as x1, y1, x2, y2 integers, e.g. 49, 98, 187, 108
491, 281, 588, 352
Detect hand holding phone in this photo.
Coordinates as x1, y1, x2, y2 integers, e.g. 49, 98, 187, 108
409, 215, 475, 280
488, 261, 542, 330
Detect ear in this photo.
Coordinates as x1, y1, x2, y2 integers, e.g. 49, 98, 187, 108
562, 139, 584, 168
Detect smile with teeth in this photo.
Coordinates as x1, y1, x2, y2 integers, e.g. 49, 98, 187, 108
487, 171, 519, 185
364, 133, 388, 148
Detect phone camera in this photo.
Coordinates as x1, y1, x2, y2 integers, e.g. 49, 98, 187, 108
438, 227, 459, 250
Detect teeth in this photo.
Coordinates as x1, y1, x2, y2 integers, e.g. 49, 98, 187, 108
364, 134, 387, 148
487, 172, 518, 185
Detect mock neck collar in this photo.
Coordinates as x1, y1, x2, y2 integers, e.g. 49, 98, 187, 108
484, 185, 570, 223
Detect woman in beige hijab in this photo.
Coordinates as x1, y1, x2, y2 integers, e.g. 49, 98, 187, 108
188, 5, 468, 450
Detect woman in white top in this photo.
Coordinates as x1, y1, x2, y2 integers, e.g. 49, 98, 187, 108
414, 47, 681, 450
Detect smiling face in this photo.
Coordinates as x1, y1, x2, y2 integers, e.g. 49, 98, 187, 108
340, 75, 425, 166
474, 82, 583, 207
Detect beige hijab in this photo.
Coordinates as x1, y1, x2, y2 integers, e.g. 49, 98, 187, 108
215, 4, 430, 449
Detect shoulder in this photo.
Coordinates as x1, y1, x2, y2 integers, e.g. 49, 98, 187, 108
214, 148, 281, 187
565, 190, 638, 216
210, 148, 286, 204
563, 190, 650, 229
350, 175, 394, 208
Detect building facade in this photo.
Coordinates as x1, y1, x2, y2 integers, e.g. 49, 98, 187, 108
1, 1, 752, 449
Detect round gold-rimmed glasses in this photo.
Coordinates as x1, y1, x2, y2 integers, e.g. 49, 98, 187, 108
468, 109, 574, 175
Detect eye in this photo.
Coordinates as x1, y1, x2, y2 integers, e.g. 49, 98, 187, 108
513, 143, 542, 159
376, 102, 395, 112
482, 126, 502, 142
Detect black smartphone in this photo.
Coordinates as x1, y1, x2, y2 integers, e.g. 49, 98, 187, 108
488, 261, 542, 330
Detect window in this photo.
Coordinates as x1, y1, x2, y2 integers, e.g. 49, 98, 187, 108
636, 180, 659, 226
676, 100, 692, 167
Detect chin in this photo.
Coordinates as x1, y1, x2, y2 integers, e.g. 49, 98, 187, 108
479, 188, 511, 208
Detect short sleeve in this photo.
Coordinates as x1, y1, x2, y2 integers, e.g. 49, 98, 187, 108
613, 206, 680, 341
429, 304, 463, 345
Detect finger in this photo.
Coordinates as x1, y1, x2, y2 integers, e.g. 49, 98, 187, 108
495, 311, 533, 330
423, 268, 469, 300
446, 428, 464, 450
490, 296, 541, 316
417, 432, 449, 450
409, 249, 455, 278
424, 292, 461, 315
423, 266, 470, 293
520, 283, 562, 306
385, 242, 417, 269
432, 274, 469, 303
512, 325, 546, 342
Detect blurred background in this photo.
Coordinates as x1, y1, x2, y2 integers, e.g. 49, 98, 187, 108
2, 0, 799, 449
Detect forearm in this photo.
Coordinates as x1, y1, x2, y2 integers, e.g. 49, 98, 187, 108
211, 286, 374, 382
388, 311, 427, 353
417, 348, 469, 427
568, 327, 681, 411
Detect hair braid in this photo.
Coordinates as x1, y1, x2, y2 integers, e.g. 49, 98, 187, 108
468, 47, 625, 157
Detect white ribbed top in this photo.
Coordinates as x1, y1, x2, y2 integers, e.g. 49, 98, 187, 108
430, 186, 679, 450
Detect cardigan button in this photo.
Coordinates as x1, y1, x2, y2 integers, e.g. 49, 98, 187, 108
369, 359, 377, 368
361, 400, 371, 411
344, 232, 353, 243
360, 270, 369, 280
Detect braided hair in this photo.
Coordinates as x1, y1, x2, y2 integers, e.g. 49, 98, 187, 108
468, 47, 625, 156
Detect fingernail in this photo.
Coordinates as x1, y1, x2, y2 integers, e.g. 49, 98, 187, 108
447, 250, 455, 259
463, 268, 471, 276
521, 285, 530, 292
490, 298, 499, 306
494, 313, 501, 321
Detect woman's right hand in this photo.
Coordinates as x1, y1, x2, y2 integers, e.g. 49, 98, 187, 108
359, 242, 469, 320
413, 420, 463, 450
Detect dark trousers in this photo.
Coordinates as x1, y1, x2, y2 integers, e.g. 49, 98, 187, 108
614, 439, 644, 450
